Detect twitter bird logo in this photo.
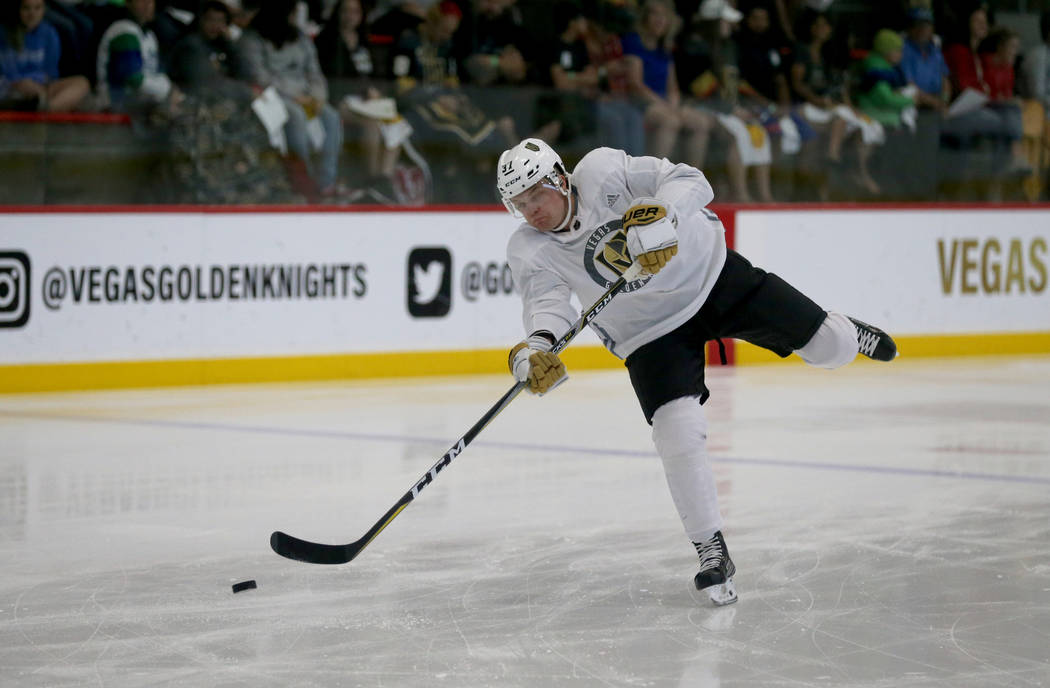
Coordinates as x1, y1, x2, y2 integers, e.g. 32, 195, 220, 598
407, 247, 452, 317
413, 262, 445, 305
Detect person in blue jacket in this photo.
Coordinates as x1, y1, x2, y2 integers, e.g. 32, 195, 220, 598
0, 0, 88, 111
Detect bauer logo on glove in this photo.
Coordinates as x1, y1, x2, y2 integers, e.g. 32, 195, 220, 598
623, 197, 679, 276
623, 204, 666, 226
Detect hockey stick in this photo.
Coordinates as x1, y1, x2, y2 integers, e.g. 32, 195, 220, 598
270, 261, 644, 565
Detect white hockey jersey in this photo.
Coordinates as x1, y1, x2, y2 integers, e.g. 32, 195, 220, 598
507, 147, 727, 359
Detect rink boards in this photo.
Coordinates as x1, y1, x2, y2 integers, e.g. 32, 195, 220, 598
0, 204, 1047, 392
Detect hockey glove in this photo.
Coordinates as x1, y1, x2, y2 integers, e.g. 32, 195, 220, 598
509, 333, 568, 395
623, 197, 678, 275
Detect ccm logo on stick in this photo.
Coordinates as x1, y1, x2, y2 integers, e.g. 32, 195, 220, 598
411, 439, 465, 497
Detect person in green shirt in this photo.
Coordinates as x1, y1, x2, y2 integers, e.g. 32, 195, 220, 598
855, 29, 915, 129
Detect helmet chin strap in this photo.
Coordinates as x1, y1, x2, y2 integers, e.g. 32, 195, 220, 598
553, 176, 575, 231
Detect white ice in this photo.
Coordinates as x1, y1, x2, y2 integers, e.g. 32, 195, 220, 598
1, 356, 1049, 687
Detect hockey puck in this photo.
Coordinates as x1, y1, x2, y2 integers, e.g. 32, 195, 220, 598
231, 580, 257, 593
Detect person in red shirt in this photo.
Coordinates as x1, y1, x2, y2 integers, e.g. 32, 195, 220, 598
941, 7, 1029, 178
943, 6, 988, 97
981, 28, 1020, 102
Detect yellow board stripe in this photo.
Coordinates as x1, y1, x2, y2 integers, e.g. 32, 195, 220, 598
0, 346, 620, 394
735, 331, 1050, 365
2, 332, 1048, 394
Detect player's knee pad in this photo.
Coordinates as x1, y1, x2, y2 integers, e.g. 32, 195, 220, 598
651, 396, 723, 540
651, 396, 708, 463
796, 311, 859, 370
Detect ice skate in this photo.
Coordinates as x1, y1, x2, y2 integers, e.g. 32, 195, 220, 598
693, 531, 738, 606
849, 317, 898, 361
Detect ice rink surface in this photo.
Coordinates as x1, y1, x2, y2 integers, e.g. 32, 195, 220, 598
1, 355, 1049, 687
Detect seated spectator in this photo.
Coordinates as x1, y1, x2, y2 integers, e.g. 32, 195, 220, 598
389, 1, 515, 147
96, 0, 181, 113
980, 27, 1029, 174
455, 0, 531, 88
943, 5, 988, 100
981, 27, 1019, 102
789, 8, 881, 196
1020, 10, 1050, 113
226, 0, 261, 41
735, 3, 791, 114
316, 0, 407, 197
169, 1, 252, 100
0, 0, 89, 111
240, 0, 347, 197
854, 29, 915, 131
166, 2, 299, 204
388, 1, 516, 201
533, 1, 601, 146
623, 0, 714, 167
316, 0, 388, 87
580, 3, 645, 156
43, 0, 92, 81
899, 7, 948, 112
678, 0, 775, 202
942, 6, 1028, 176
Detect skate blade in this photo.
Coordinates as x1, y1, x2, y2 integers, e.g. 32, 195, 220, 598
707, 577, 738, 606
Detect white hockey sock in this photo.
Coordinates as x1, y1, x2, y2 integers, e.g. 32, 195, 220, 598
796, 311, 859, 369
651, 396, 724, 542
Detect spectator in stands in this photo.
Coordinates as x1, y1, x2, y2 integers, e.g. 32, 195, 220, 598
981, 27, 1019, 103
226, 0, 261, 41
455, 0, 531, 87
316, 0, 388, 86
169, 1, 252, 100
0, 0, 89, 111
240, 0, 347, 196
389, 1, 516, 201
581, 4, 645, 156
316, 0, 406, 198
42, 1, 92, 81
390, 0, 516, 144
735, 3, 791, 113
623, 0, 714, 166
854, 29, 914, 131
942, 6, 1028, 176
789, 8, 881, 197
678, 0, 775, 202
1020, 11, 1050, 113
943, 4, 989, 99
980, 27, 1028, 174
96, 0, 180, 113
899, 7, 948, 112
533, 1, 601, 147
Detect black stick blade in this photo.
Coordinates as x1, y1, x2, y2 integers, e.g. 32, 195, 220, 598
270, 531, 359, 565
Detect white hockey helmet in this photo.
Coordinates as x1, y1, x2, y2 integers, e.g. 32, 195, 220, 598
496, 138, 572, 224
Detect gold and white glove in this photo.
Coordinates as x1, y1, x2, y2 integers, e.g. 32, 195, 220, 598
508, 333, 568, 395
622, 197, 678, 275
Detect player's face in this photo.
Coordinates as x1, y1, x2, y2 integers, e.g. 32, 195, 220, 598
511, 178, 568, 232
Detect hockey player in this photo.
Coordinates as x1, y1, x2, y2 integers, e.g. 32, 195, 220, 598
497, 138, 896, 605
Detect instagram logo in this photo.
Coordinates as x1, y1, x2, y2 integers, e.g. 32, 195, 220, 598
0, 251, 30, 328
